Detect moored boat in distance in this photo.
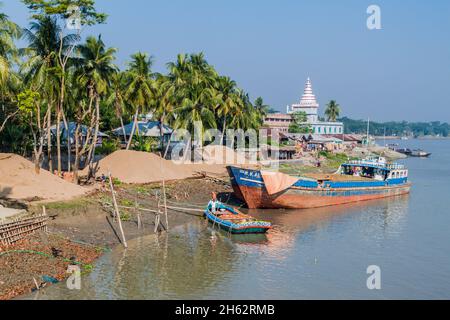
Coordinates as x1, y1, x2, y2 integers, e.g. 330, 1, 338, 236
410, 149, 432, 158
227, 156, 411, 209
204, 206, 272, 234
394, 148, 412, 156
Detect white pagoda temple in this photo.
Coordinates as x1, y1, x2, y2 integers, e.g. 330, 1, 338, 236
287, 78, 344, 135
288, 77, 319, 123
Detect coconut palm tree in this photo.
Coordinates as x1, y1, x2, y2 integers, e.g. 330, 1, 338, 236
0, 4, 21, 85
124, 52, 155, 149
106, 71, 129, 145
254, 97, 270, 117
215, 76, 239, 144
152, 76, 176, 153
74, 35, 117, 175
173, 85, 217, 135
21, 16, 78, 172
0, 4, 21, 134
325, 100, 341, 122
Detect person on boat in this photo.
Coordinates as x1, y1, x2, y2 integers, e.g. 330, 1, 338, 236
207, 192, 237, 215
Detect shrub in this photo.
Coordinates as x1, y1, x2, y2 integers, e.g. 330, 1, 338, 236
96, 139, 120, 155
133, 136, 158, 152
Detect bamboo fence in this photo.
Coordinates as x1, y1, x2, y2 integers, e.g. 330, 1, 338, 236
0, 214, 49, 246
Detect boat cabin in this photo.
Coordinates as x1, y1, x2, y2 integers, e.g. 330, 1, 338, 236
338, 157, 408, 183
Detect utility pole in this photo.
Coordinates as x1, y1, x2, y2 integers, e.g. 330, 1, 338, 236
366, 118, 370, 147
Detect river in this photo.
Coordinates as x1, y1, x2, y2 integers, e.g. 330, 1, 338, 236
26, 139, 450, 299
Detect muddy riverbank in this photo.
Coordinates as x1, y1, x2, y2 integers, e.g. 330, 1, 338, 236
0, 178, 235, 300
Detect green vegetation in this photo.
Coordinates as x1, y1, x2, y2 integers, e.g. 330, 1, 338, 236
95, 139, 120, 155
43, 197, 94, 210
325, 100, 341, 122
340, 117, 450, 137
318, 151, 352, 170
289, 111, 312, 134
132, 136, 158, 153
0, 0, 268, 183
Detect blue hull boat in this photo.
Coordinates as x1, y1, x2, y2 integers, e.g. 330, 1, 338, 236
204, 207, 272, 234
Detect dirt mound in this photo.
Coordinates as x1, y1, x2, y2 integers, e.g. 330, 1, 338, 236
85, 150, 206, 184
201, 145, 249, 165
0, 153, 87, 202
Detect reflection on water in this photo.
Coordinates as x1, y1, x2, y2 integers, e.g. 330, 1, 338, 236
26, 195, 411, 300
24, 140, 450, 299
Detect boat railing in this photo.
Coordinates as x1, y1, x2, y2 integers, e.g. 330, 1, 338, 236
345, 160, 405, 170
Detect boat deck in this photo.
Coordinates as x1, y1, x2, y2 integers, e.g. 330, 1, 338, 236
303, 173, 374, 182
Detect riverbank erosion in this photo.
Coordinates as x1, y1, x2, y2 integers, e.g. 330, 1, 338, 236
0, 178, 234, 300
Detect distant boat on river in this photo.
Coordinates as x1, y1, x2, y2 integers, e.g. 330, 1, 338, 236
410, 149, 432, 158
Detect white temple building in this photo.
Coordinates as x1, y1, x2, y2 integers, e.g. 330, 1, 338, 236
287, 77, 344, 135
288, 77, 319, 123
263, 77, 344, 135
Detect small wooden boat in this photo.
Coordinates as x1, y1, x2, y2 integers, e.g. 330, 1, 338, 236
395, 148, 412, 155
204, 206, 272, 234
410, 149, 431, 158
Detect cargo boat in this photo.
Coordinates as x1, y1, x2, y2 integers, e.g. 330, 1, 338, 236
227, 157, 411, 209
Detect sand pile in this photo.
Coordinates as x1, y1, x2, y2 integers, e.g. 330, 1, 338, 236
85, 150, 199, 184
201, 145, 249, 165
86, 150, 230, 184
0, 153, 87, 202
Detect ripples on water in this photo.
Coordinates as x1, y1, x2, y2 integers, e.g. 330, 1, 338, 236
27, 140, 450, 300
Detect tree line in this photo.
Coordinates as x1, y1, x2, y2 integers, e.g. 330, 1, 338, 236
340, 117, 450, 137
0, 0, 270, 183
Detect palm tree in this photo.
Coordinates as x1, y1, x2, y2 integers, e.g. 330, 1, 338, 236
325, 100, 341, 122
124, 52, 155, 150
106, 71, 128, 145
75, 35, 117, 175
215, 76, 239, 144
21, 16, 78, 172
254, 97, 270, 118
229, 90, 260, 131
0, 4, 21, 134
152, 76, 175, 153
173, 85, 217, 135
0, 4, 21, 86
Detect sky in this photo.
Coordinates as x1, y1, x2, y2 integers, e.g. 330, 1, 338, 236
2, 0, 450, 122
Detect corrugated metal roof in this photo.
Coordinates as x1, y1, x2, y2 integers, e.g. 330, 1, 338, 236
112, 121, 173, 137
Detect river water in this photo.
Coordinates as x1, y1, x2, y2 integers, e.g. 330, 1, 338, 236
27, 139, 450, 299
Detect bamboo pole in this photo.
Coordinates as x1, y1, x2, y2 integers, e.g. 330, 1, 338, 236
162, 179, 169, 231
135, 197, 142, 230
159, 152, 169, 231
108, 171, 128, 248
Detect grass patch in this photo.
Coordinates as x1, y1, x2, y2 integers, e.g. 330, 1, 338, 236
44, 198, 93, 211
120, 199, 134, 207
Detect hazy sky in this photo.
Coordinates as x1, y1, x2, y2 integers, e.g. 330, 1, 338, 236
3, 0, 450, 121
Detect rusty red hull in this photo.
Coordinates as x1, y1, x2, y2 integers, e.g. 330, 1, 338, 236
238, 184, 411, 209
